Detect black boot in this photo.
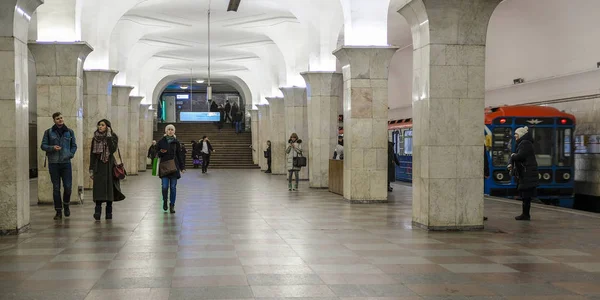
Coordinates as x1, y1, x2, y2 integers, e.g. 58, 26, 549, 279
94, 203, 102, 221
105, 203, 113, 220
53, 210, 62, 220
163, 199, 168, 211
169, 204, 176, 214
63, 204, 70, 217
515, 202, 531, 221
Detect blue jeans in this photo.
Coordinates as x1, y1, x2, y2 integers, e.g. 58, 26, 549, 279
235, 121, 242, 133
48, 162, 72, 210
161, 177, 177, 205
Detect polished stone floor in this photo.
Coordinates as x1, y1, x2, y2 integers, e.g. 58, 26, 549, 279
2, 170, 600, 300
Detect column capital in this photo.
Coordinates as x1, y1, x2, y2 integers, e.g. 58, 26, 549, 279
139, 103, 151, 117
129, 96, 144, 110
399, 0, 501, 48
83, 70, 119, 96
29, 42, 93, 76
332, 46, 398, 80
280, 87, 306, 108
300, 72, 343, 97
265, 97, 283, 105
113, 85, 135, 93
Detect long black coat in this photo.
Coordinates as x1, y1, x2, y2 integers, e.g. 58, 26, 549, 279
388, 142, 400, 182
157, 136, 186, 179
511, 132, 539, 191
89, 134, 125, 202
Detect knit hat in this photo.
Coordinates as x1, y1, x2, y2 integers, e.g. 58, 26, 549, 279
515, 126, 528, 138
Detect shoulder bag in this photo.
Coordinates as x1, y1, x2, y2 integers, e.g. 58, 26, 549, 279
113, 148, 127, 180
158, 143, 178, 177
292, 148, 307, 168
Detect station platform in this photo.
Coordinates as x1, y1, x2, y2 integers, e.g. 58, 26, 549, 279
2, 170, 600, 299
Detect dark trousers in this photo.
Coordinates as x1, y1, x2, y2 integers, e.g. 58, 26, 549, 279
94, 201, 112, 215
48, 162, 72, 210
235, 121, 242, 133
519, 187, 536, 216
267, 159, 272, 172
201, 153, 211, 172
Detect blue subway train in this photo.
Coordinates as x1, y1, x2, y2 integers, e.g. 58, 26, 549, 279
389, 105, 576, 208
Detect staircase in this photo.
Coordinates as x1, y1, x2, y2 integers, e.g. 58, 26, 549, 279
153, 123, 258, 169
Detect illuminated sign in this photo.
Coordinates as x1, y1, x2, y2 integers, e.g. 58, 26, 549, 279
176, 94, 189, 100
180, 112, 220, 122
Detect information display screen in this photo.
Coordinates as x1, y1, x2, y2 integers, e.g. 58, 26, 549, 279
180, 112, 220, 122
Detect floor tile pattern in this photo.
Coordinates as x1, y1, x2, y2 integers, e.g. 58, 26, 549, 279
2, 170, 600, 299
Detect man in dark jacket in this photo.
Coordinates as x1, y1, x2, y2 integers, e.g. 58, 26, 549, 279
508, 126, 539, 220
200, 136, 215, 173
147, 140, 157, 160
41, 112, 77, 220
224, 100, 232, 123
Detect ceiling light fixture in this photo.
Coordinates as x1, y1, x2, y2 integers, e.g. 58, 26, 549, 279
227, 0, 241, 12
196, 80, 204, 83
180, 85, 189, 89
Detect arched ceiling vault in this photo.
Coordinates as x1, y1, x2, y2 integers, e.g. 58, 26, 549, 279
73, 0, 345, 106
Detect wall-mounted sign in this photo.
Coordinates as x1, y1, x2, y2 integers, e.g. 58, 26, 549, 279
177, 94, 189, 100
180, 112, 220, 122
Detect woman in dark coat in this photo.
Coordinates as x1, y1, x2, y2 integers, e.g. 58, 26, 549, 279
508, 126, 539, 220
157, 124, 186, 213
388, 141, 400, 192
89, 119, 125, 221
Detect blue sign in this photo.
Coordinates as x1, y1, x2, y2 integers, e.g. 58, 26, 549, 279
180, 112, 220, 122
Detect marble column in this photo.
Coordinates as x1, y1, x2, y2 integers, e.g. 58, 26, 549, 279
399, 0, 501, 230
301, 72, 343, 188
147, 108, 156, 149
138, 104, 151, 172
281, 87, 309, 180
265, 97, 286, 175
250, 109, 259, 165
111, 85, 133, 174
333, 47, 398, 203
256, 104, 270, 171
0, 0, 43, 234
83, 70, 118, 189
29, 42, 93, 204
128, 96, 143, 175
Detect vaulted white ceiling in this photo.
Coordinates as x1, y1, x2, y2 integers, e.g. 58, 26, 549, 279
34, 0, 600, 113
35, 0, 354, 107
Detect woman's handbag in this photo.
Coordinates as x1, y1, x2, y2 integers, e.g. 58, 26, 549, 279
113, 148, 127, 180
293, 153, 307, 168
159, 159, 177, 177
264, 151, 268, 158
158, 144, 178, 177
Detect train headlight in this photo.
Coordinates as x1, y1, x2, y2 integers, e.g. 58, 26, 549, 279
543, 173, 551, 180
563, 172, 571, 180
496, 173, 504, 181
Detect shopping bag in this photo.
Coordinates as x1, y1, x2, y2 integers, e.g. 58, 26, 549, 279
152, 158, 159, 176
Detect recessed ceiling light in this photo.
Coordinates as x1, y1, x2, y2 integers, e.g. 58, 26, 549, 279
180, 85, 188, 89
196, 80, 204, 83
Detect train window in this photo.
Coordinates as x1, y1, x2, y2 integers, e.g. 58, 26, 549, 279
492, 128, 512, 167
531, 128, 553, 167
556, 128, 573, 166
404, 130, 413, 155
